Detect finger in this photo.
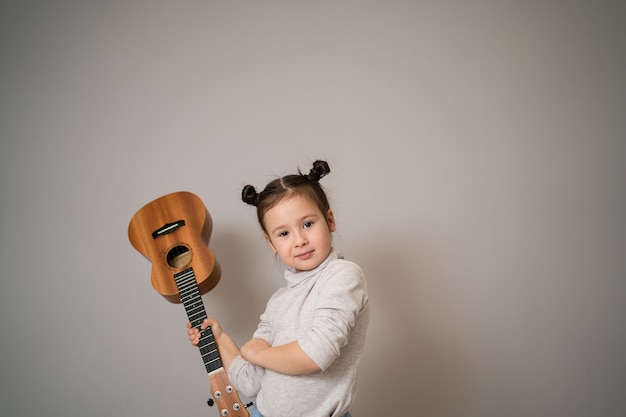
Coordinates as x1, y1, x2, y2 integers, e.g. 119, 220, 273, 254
201, 318, 214, 329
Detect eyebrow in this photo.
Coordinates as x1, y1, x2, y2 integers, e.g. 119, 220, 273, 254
269, 213, 319, 235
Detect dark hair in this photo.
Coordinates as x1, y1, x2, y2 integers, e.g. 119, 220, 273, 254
242, 160, 332, 233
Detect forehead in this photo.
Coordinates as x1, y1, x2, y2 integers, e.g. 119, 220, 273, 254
263, 195, 323, 225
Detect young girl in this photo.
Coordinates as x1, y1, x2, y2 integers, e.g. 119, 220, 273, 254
187, 160, 370, 417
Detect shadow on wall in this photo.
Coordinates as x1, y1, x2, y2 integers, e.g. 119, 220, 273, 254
352, 237, 473, 417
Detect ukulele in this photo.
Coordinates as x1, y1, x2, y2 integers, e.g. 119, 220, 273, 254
128, 191, 249, 417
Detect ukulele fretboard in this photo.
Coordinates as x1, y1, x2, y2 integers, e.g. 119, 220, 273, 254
173, 268, 223, 374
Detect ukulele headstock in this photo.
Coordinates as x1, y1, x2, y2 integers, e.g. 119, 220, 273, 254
208, 369, 249, 417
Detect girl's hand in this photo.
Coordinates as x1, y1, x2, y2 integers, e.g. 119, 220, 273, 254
186, 318, 222, 346
187, 319, 241, 371
240, 338, 271, 364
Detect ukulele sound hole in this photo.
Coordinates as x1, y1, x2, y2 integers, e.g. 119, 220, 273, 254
167, 245, 191, 268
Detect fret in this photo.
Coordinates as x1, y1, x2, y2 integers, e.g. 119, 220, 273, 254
173, 267, 224, 373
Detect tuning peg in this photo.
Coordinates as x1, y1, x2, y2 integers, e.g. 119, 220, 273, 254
207, 397, 214, 407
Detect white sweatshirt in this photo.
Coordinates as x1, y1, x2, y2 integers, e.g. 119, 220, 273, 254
228, 252, 370, 417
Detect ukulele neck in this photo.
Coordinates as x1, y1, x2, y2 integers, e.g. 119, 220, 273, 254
173, 267, 224, 374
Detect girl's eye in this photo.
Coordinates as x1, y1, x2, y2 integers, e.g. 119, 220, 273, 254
278, 231, 289, 237
303, 221, 313, 229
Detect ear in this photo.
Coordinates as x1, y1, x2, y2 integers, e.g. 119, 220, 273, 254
264, 234, 277, 253
326, 210, 337, 232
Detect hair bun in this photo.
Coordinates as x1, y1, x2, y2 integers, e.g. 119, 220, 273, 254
308, 160, 330, 182
241, 184, 259, 206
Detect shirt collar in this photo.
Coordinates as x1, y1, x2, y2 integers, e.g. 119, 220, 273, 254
284, 251, 337, 288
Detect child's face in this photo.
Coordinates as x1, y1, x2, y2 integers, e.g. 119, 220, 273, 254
263, 194, 336, 272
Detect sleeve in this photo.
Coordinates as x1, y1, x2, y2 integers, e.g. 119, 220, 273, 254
227, 312, 273, 397
297, 261, 368, 371
252, 311, 273, 342
227, 355, 265, 397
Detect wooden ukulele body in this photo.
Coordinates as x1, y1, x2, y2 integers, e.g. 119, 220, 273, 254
128, 191, 220, 303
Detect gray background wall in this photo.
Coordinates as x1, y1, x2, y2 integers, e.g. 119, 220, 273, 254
1, 2, 624, 417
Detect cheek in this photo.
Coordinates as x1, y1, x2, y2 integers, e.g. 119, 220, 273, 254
271, 239, 288, 253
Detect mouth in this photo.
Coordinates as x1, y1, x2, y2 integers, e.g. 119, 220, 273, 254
295, 250, 314, 260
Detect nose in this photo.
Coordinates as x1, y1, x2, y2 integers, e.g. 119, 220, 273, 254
294, 230, 308, 247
